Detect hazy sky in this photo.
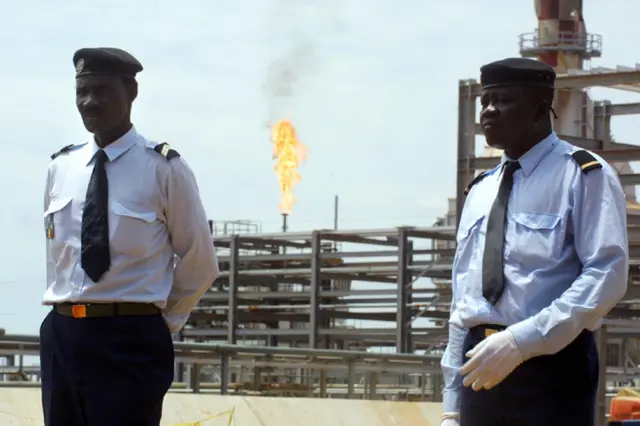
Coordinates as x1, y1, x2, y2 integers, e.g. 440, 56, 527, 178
0, 0, 638, 334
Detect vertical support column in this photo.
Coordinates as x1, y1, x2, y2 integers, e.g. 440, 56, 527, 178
220, 353, 230, 395
455, 80, 478, 228
307, 231, 322, 397
319, 369, 327, 398
595, 325, 608, 426
267, 282, 278, 347
431, 373, 442, 402
252, 366, 262, 389
622, 338, 629, 374
367, 371, 378, 400
227, 235, 239, 345
593, 101, 612, 149
396, 228, 410, 353
309, 231, 322, 349
306, 369, 314, 397
420, 373, 427, 401
5, 355, 14, 382
407, 240, 414, 351
347, 360, 356, 400
189, 364, 201, 393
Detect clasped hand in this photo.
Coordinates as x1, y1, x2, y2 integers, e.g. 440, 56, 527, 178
460, 329, 524, 391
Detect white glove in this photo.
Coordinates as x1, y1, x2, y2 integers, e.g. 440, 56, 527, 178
460, 329, 524, 391
440, 418, 460, 426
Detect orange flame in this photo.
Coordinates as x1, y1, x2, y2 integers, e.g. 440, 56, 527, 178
271, 119, 308, 214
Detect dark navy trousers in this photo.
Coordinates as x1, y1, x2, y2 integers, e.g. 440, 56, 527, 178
460, 328, 599, 426
40, 310, 175, 426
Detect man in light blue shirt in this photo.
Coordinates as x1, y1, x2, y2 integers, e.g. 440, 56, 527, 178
41, 47, 219, 426
439, 58, 628, 426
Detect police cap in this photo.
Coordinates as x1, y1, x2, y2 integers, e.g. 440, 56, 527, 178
480, 57, 555, 90
73, 47, 143, 78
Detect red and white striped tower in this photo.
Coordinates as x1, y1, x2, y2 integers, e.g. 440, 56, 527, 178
521, 0, 600, 137
533, 0, 586, 70
520, 1, 636, 201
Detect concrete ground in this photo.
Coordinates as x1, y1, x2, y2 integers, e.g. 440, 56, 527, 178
0, 388, 444, 425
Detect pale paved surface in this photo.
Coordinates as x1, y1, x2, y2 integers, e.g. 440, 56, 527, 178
0, 388, 443, 425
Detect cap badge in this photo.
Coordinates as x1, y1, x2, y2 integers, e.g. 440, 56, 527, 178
75, 58, 84, 74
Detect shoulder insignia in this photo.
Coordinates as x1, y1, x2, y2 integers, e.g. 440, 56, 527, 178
153, 142, 180, 161
50, 144, 76, 160
464, 166, 500, 196
571, 150, 602, 174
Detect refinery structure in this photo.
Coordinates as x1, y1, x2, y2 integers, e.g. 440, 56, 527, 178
180, 0, 640, 413
1, 1, 640, 424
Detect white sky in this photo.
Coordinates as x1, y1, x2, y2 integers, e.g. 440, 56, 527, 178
0, 0, 638, 334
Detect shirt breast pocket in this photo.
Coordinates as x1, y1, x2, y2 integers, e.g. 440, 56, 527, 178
44, 197, 73, 247
455, 213, 486, 298
109, 201, 159, 258
507, 212, 563, 266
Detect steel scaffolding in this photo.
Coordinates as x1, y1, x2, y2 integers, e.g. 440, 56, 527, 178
184, 227, 456, 353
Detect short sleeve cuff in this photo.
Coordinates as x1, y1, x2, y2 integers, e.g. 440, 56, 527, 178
442, 389, 461, 413
507, 317, 545, 361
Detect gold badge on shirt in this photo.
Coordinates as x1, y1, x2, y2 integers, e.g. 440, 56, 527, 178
46, 215, 55, 240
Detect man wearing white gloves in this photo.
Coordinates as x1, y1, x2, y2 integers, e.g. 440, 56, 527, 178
439, 57, 628, 425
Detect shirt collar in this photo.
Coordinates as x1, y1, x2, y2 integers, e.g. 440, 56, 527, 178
83, 125, 138, 165
501, 131, 558, 176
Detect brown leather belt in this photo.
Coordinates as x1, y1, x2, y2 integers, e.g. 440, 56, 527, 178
54, 302, 161, 319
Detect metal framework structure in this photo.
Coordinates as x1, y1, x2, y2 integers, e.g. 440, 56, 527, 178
183, 227, 456, 352
160, 66, 640, 406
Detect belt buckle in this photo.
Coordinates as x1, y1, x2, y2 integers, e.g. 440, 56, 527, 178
71, 304, 87, 319
484, 328, 497, 338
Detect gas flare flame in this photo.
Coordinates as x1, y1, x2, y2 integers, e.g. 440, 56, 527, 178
271, 119, 308, 214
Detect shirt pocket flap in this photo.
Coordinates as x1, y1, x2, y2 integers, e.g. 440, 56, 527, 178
512, 212, 561, 230
44, 197, 72, 217
111, 201, 157, 223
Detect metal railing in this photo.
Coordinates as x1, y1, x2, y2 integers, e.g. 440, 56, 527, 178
0, 334, 442, 399
519, 30, 603, 58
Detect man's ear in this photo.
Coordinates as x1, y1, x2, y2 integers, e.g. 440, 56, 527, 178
122, 77, 138, 103
128, 80, 138, 103
535, 99, 550, 121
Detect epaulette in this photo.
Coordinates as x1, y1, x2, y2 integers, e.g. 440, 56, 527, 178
153, 142, 180, 161
50, 144, 77, 160
571, 150, 602, 174
464, 170, 493, 196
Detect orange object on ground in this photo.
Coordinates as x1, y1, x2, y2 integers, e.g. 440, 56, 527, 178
610, 396, 640, 421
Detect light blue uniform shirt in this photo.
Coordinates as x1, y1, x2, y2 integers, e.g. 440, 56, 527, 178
43, 127, 220, 333
441, 132, 629, 413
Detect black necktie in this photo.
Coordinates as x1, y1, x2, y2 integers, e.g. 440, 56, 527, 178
81, 150, 111, 282
482, 161, 521, 305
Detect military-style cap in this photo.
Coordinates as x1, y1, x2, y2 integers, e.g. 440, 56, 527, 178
73, 47, 143, 78
480, 57, 555, 90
